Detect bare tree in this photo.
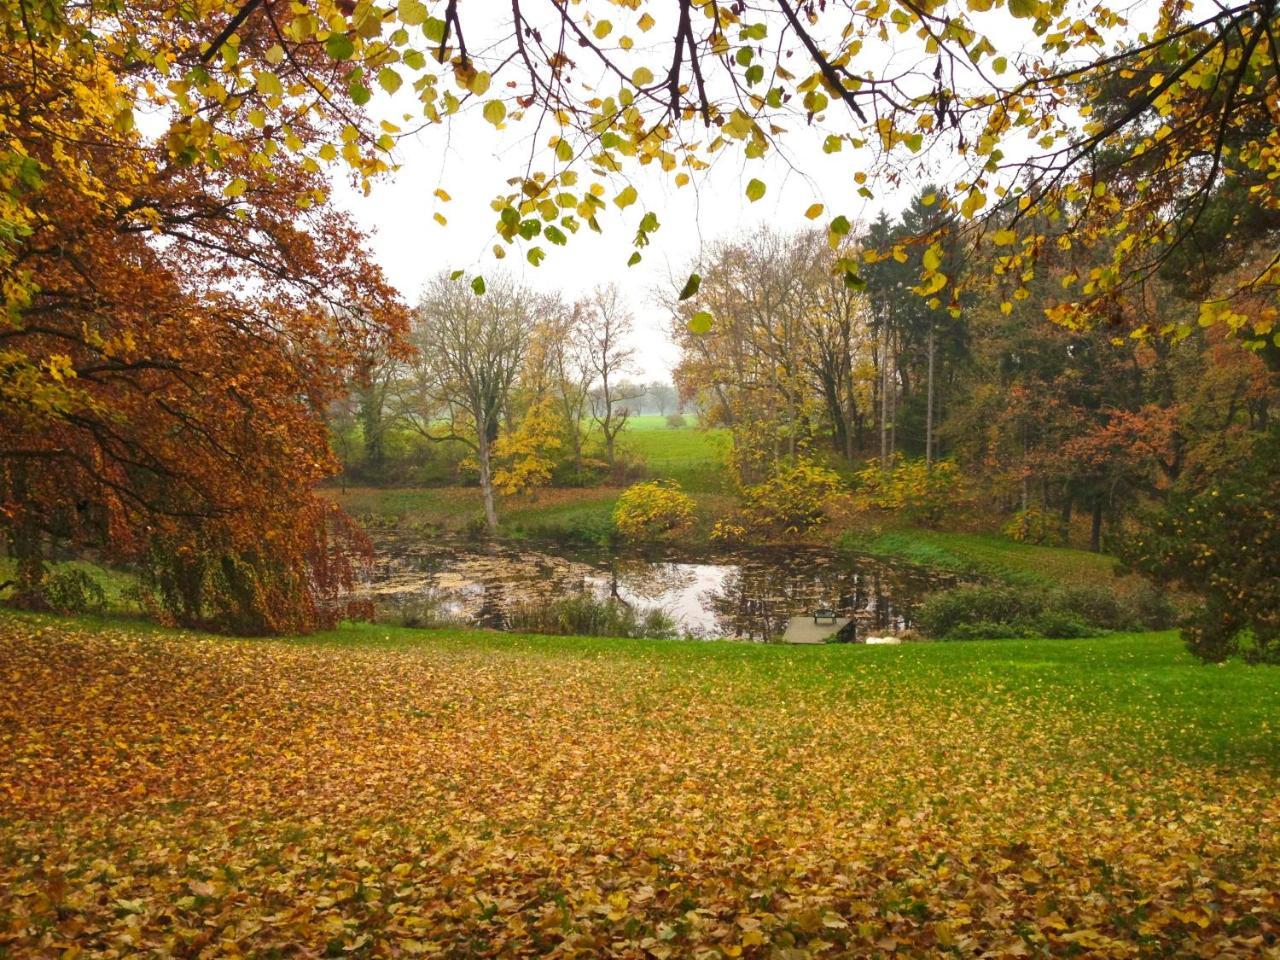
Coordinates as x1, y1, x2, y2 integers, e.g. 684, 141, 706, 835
645, 381, 678, 416
404, 273, 534, 533
543, 301, 593, 478
580, 285, 643, 466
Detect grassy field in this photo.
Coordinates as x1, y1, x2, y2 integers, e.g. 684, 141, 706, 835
616, 414, 730, 492
2, 612, 1276, 957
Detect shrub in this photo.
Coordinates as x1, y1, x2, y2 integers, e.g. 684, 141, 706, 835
852, 456, 964, 527
1033, 609, 1093, 638
915, 585, 1044, 638
1002, 507, 1060, 545
1131, 582, 1178, 630
613, 480, 696, 541
946, 620, 1037, 641
43, 568, 107, 614
504, 593, 677, 639
915, 582, 1148, 640
741, 460, 845, 534
665, 413, 687, 429
1046, 584, 1136, 631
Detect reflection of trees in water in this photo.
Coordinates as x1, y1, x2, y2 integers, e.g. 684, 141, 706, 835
699, 554, 938, 639
611, 560, 698, 601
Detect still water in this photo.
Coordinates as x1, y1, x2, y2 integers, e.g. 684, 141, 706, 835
367, 533, 957, 641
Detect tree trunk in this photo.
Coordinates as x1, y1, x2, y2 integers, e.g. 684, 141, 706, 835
476, 427, 499, 534
880, 318, 891, 470
1089, 495, 1103, 553
5, 465, 46, 607
925, 322, 935, 468
888, 329, 897, 462
1020, 425, 1029, 513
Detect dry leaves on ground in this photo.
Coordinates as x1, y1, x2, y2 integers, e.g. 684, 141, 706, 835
0, 618, 1277, 958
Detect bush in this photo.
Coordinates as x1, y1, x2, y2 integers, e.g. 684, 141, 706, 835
1131, 582, 1178, 631
42, 568, 107, 614
741, 460, 846, 534
946, 620, 1037, 641
915, 582, 1155, 640
1002, 507, 1060, 545
852, 456, 964, 527
915, 586, 1045, 638
613, 480, 696, 542
665, 413, 687, 429
1046, 584, 1136, 631
1033, 609, 1093, 638
504, 593, 677, 639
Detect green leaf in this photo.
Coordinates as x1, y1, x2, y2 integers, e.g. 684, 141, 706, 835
378, 67, 402, 93
745, 178, 766, 202
482, 100, 506, 126
829, 215, 851, 236
398, 0, 427, 25
527, 247, 545, 266
471, 276, 486, 295
403, 49, 426, 70
423, 17, 446, 43
325, 33, 355, 60
256, 71, 283, 97
678, 273, 701, 300
348, 82, 371, 106
689, 311, 714, 334
627, 251, 642, 266
555, 139, 573, 162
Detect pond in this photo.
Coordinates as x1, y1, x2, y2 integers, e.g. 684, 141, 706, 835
365, 532, 960, 641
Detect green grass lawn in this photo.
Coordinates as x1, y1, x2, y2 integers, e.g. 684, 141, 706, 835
615, 414, 730, 492
1, 612, 1276, 956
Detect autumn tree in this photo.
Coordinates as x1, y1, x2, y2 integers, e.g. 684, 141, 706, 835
671, 228, 872, 480
581, 285, 642, 467
0, 2, 406, 631
405, 273, 535, 533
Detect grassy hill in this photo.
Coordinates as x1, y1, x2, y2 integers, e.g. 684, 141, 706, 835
2, 613, 1276, 956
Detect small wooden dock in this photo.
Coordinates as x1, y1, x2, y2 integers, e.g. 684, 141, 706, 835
781, 613, 851, 644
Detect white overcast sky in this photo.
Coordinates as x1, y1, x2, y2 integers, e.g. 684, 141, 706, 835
332, 108, 914, 381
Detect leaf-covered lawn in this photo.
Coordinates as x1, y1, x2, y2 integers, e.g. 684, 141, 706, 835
1, 616, 1277, 958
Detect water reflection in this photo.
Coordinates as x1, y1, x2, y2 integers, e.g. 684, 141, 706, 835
367, 533, 957, 641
